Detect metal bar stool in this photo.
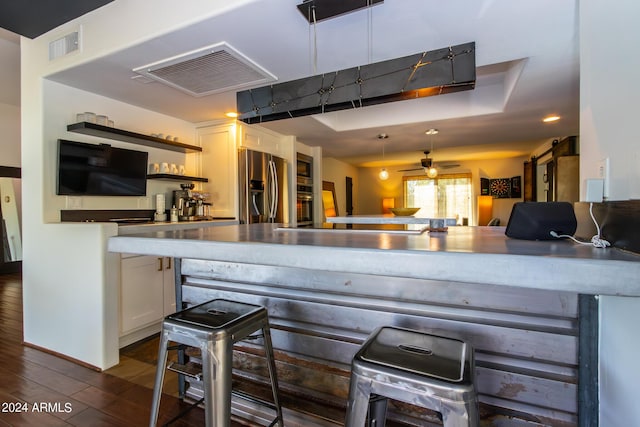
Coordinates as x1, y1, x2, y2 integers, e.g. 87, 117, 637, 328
149, 299, 284, 427
345, 326, 478, 427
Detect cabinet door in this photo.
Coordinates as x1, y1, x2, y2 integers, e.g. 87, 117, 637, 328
199, 124, 238, 218
239, 124, 284, 157
120, 255, 165, 334
162, 257, 176, 315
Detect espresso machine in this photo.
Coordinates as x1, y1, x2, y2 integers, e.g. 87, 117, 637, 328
173, 184, 196, 221
173, 184, 212, 221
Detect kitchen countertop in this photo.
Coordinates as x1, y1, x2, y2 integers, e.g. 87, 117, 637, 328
326, 214, 457, 225
116, 218, 237, 235
108, 223, 640, 296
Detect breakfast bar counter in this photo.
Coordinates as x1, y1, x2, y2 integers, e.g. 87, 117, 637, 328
326, 214, 458, 226
108, 223, 640, 426
108, 223, 640, 296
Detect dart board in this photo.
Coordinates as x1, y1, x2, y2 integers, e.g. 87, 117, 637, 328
490, 178, 511, 198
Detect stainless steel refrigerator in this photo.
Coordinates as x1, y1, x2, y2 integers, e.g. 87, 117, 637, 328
238, 147, 286, 224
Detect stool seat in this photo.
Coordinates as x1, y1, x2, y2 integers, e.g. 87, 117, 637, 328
358, 326, 472, 383
345, 326, 478, 427
168, 299, 263, 329
150, 299, 283, 427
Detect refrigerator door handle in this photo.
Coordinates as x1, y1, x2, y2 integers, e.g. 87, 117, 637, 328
268, 159, 278, 221
273, 161, 279, 220
266, 159, 272, 221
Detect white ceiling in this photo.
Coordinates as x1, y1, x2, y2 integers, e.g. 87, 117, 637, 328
12, 0, 581, 168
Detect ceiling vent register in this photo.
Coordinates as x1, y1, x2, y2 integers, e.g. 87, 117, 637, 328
49, 30, 80, 60
237, 41, 476, 124
133, 42, 276, 98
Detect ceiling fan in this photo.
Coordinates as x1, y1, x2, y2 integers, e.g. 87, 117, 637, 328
397, 150, 460, 175
397, 128, 459, 176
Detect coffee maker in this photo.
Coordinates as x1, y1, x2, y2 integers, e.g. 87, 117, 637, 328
173, 184, 196, 221
173, 184, 212, 221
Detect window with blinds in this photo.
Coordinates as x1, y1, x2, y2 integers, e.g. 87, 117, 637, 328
403, 173, 472, 221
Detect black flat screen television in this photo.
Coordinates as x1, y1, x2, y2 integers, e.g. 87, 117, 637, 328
57, 139, 148, 196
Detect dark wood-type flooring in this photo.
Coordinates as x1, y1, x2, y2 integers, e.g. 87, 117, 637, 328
0, 273, 248, 427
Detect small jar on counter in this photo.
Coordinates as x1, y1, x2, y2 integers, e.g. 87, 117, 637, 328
170, 206, 179, 223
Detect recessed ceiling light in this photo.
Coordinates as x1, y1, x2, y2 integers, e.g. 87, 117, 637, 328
225, 112, 239, 118
543, 115, 560, 123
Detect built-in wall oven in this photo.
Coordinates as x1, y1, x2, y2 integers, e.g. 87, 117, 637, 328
297, 152, 313, 180
296, 153, 314, 226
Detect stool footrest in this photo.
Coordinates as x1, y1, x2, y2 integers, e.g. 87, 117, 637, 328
168, 361, 202, 380
231, 389, 280, 427
232, 389, 278, 411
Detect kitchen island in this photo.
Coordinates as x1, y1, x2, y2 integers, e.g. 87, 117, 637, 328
326, 214, 457, 226
108, 223, 640, 426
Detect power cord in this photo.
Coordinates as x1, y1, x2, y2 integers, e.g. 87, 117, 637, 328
550, 202, 610, 248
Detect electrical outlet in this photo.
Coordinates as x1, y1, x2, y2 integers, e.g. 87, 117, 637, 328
596, 157, 610, 199
585, 179, 604, 202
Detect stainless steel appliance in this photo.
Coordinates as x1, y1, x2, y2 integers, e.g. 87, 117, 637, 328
173, 184, 196, 220
239, 148, 286, 224
296, 176, 313, 226
173, 184, 212, 221
296, 152, 313, 179
296, 153, 314, 226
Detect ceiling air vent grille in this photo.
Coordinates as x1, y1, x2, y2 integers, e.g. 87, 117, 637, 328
133, 42, 276, 97
49, 30, 80, 60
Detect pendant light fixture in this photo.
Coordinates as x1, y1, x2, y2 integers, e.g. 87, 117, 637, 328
425, 128, 439, 178
378, 133, 389, 180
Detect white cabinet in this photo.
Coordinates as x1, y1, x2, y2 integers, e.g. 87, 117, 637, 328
199, 123, 239, 219
198, 121, 295, 220
239, 123, 287, 158
120, 254, 175, 338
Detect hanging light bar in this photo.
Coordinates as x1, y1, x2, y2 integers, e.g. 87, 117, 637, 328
296, 0, 384, 23
237, 42, 476, 124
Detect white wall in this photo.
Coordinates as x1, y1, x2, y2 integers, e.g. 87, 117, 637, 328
0, 102, 20, 166
473, 157, 528, 224
580, 2, 640, 202
20, 0, 256, 369
356, 156, 527, 225
43, 80, 198, 221
356, 167, 403, 215
19, 78, 198, 370
580, 0, 640, 425
322, 157, 359, 217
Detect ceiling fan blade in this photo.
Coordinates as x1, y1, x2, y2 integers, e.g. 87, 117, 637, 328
438, 163, 461, 169
398, 167, 424, 172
